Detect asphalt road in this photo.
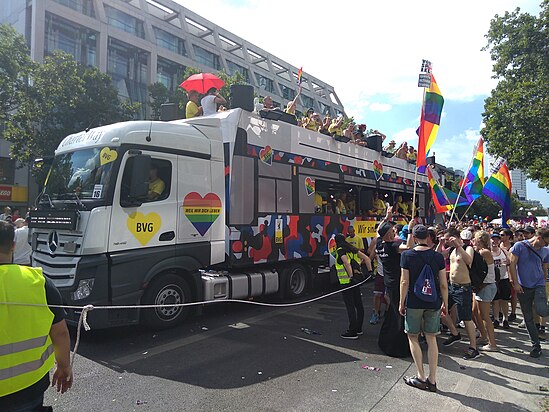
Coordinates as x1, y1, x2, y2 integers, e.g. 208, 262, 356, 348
44, 281, 549, 412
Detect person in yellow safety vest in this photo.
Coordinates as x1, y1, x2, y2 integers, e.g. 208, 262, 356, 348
335, 234, 373, 340
0, 221, 73, 411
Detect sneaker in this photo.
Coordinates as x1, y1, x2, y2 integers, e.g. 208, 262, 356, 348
502, 320, 510, 330
458, 321, 465, 329
357, 330, 364, 336
480, 344, 498, 352
530, 346, 542, 358
443, 333, 462, 347
538, 328, 546, 341
518, 320, 526, 328
463, 347, 481, 360
340, 330, 358, 340
508, 313, 517, 322
369, 312, 380, 325
476, 330, 481, 338
493, 320, 500, 328
498, 312, 503, 321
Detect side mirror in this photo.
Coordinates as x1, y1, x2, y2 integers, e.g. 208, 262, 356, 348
121, 154, 151, 207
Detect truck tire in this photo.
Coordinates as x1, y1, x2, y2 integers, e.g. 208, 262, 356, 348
141, 274, 192, 329
282, 264, 308, 299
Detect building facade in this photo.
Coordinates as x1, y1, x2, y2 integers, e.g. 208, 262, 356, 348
1, 0, 345, 208
510, 169, 527, 200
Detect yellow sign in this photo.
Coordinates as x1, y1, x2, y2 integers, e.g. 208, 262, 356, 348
275, 218, 283, 244
127, 212, 161, 246
100, 147, 118, 166
354, 220, 377, 238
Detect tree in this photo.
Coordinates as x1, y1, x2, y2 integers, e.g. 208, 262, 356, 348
482, 1, 549, 189
0, 24, 35, 122
148, 82, 169, 120
4, 51, 138, 182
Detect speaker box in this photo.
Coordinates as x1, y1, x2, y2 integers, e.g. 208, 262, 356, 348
230, 84, 254, 111
160, 103, 179, 121
366, 134, 383, 152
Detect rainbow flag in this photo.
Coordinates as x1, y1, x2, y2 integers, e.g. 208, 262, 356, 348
443, 187, 469, 208
297, 67, 303, 85
463, 137, 485, 202
416, 73, 444, 170
427, 167, 469, 213
483, 159, 512, 228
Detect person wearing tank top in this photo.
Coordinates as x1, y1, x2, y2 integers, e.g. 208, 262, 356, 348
472, 231, 498, 351
491, 234, 512, 329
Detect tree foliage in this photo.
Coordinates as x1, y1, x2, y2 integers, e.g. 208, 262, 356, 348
3, 50, 138, 182
481, 1, 549, 189
0, 24, 34, 121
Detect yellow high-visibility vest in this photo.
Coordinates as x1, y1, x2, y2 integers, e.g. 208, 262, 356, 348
335, 247, 355, 285
0, 265, 55, 396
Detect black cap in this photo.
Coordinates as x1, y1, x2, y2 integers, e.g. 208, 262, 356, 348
524, 226, 536, 234
412, 224, 429, 239
491, 233, 501, 238
378, 222, 393, 238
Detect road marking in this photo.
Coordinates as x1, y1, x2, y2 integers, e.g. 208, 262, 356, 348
113, 306, 298, 365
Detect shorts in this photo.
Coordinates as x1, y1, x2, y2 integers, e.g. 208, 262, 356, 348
373, 274, 385, 295
448, 283, 473, 322
494, 278, 512, 301
475, 282, 497, 302
405, 308, 441, 335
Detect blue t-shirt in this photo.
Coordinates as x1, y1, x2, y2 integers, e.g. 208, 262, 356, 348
400, 248, 445, 309
510, 241, 549, 288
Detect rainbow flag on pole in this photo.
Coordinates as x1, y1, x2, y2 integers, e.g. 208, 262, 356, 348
296, 67, 303, 85
427, 167, 468, 212
483, 158, 512, 228
463, 137, 485, 202
416, 73, 444, 170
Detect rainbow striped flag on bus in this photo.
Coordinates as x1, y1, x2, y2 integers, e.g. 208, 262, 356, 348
483, 158, 512, 228
416, 73, 444, 170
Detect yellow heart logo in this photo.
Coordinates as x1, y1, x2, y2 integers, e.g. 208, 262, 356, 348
127, 212, 162, 246
100, 147, 118, 166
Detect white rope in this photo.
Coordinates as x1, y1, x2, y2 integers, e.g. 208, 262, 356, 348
1, 274, 372, 366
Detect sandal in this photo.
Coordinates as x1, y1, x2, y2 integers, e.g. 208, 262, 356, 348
403, 376, 428, 390
426, 379, 437, 392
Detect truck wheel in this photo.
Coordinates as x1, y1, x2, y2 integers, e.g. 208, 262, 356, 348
282, 264, 308, 299
141, 274, 192, 329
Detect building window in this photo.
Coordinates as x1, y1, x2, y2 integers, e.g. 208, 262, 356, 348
0, 158, 15, 185
318, 102, 332, 117
280, 84, 295, 101
104, 5, 145, 39
301, 94, 315, 110
153, 27, 186, 56
157, 58, 185, 91
107, 38, 149, 118
192, 45, 220, 70
52, 0, 95, 17
226, 60, 249, 82
255, 73, 275, 93
44, 14, 97, 67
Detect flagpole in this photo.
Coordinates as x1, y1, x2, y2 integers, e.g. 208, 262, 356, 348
449, 138, 480, 223
457, 201, 475, 223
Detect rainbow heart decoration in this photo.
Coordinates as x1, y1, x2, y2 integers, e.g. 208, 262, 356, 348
259, 145, 273, 165
373, 160, 383, 181
183, 192, 222, 236
305, 177, 315, 196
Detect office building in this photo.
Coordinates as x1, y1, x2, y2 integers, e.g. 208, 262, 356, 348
510, 169, 527, 200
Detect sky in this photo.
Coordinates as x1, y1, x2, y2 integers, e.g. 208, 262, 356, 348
177, 0, 548, 209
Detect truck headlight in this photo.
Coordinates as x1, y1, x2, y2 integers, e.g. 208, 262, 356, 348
72, 279, 95, 301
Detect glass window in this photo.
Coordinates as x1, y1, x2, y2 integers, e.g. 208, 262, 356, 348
104, 5, 145, 39
301, 94, 315, 110
281, 84, 295, 101
230, 156, 254, 225
319, 102, 332, 117
0, 158, 15, 185
121, 157, 171, 203
255, 73, 275, 93
52, 0, 95, 17
44, 147, 117, 201
277, 180, 292, 213
157, 58, 185, 91
192, 45, 220, 70
153, 27, 186, 56
258, 178, 275, 213
226, 60, 249, 82
44, 14, 97, 66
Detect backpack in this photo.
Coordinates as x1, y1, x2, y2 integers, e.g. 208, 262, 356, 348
468, 250, 488, 291
413, 252, 439, 303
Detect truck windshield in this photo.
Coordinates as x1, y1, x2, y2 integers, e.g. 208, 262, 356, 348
44, 147, 117, 201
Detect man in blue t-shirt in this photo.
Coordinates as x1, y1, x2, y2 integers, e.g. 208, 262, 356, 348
399, 225, 448, 392
509, 227, 549, 358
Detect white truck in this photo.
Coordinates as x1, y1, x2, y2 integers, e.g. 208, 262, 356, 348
29, 108, 430, 328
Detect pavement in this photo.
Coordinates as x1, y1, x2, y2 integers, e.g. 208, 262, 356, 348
44, 280, 549, 412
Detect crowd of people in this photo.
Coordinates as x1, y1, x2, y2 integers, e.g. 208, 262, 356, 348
0, 205, 31, 265
334, 206, 549, 393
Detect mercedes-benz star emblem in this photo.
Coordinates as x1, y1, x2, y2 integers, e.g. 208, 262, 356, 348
48, 231, 59, 254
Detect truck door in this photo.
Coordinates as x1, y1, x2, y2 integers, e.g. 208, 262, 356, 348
109, 150, 178, 252
177, 155, 215, 244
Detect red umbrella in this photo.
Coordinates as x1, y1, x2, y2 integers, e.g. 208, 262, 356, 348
179, 73, 225, 94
